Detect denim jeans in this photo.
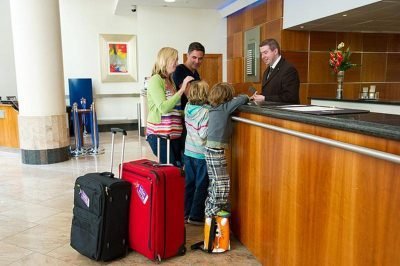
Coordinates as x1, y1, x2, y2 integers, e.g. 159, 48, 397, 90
146, 134, 183, 167
184, 155, 209, 220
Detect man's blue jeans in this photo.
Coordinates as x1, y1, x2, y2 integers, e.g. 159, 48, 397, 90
183, 155, 209, 220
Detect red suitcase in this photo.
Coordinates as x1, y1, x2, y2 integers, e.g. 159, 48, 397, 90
122, 137, 186, 262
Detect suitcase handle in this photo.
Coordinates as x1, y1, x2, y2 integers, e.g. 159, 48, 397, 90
155, 134, 172, 166
100, 172, 114, 178
111, 128, 127, 135
141, 160, 164, 168
155, 134, 170, 140
110, 128, 127, 178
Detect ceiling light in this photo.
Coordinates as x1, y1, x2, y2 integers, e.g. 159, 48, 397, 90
300, 26, 304, 29
164, 0, 176, 2
342, 14, 347, 17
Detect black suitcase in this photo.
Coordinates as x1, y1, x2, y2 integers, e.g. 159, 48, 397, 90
70, 128, 132, 261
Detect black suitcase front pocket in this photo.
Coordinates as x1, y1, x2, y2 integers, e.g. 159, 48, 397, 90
74, 182, 103, 216
71, 206, 102, 260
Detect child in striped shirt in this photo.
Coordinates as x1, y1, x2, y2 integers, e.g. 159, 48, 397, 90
184, 80, 210, 225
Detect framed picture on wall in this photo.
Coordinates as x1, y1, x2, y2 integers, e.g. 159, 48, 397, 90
99, 34, 137, 82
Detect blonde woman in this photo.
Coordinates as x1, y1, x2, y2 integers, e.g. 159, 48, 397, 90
146, 47, 193, 166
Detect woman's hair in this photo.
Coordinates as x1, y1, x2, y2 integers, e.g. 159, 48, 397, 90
208, 82, 235, 107
188, 80, 209, 105
151, 47, 178, 81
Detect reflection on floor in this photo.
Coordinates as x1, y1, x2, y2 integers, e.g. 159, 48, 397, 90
0, 131, 260, 265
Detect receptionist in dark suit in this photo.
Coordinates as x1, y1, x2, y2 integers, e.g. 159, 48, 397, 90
252, 38, 300, 104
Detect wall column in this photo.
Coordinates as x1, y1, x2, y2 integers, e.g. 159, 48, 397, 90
9, 0, 69, 164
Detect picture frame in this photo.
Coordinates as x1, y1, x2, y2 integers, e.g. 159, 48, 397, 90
99, 34, 137, 82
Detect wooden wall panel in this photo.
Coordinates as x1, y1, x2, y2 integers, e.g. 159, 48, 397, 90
388, 34, 400, 52
232, 32, 243, 58
361, 53, 387, 82
281, 30, 309, 51
227, 59, 234, 83
308, 83, 362, 101
252, 0, 268, 26
242, 6, 254, 31
363, 33, 389, 52
310, 31, 336, 51
386, 54, 400, 82
309, 52, 335, 83
381, 83, 400, 99
227, 35, 233, 59
266, 0, 283, 22
342, 83, 362, 99
337, 32, 363, 51
260, 18, 282, 44
308, 84, 337, 99
227, 11, 244, 36
282, 51, 308, 83
299, 83, 309, 104
197, 54, 222, 88
232, 57, 244, 84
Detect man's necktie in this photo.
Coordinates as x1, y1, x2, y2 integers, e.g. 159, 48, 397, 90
267, 67, 274, 79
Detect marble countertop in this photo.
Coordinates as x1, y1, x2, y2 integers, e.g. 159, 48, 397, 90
238, 102, 400, 141
310, 97, 400, 105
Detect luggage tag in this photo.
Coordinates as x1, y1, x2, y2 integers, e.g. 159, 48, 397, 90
133, 181, 149, 205
79, 189, 90, 208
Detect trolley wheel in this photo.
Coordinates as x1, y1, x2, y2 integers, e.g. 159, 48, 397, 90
179, 245, 187, 256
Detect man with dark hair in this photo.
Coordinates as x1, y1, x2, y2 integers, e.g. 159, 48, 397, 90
173, 42, 205, 110
172, 42, 205, 156
253, 38, 300, 104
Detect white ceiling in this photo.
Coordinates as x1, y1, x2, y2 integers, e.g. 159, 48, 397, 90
115, 0, 400, 33
114, 0, 237, 16
286, 0, 400, 33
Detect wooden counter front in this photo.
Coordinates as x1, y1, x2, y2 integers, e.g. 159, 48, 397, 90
230, 111, 400, 266
0, 104, 19, 148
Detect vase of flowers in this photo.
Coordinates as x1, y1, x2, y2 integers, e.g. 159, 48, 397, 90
336, 70, 345, 99
329, 42, 357, 99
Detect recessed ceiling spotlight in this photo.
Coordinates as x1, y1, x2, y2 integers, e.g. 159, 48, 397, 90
164, 0, 176, 2
300, 26, 304, 29
342, 14, 347, 17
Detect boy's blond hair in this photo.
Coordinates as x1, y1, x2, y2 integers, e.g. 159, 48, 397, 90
188, 80, 209, 105
208, 82, 235, 107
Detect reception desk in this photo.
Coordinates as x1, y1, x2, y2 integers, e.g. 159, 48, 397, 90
0, 104, 19, 148
230, 103, 400, 265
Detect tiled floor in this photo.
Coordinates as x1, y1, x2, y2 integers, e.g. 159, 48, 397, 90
0, 131, 260, 265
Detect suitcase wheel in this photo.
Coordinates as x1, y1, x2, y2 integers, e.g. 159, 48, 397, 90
179, 245, 186, 256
